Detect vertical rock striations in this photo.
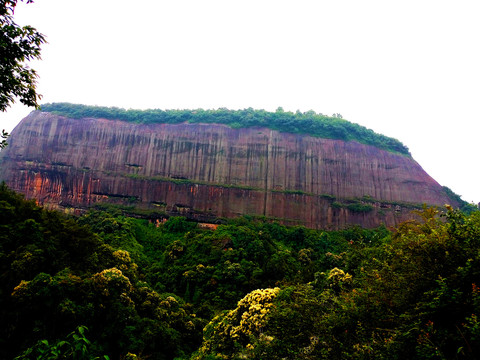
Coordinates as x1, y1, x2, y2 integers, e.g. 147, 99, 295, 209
0, 111, 456, 229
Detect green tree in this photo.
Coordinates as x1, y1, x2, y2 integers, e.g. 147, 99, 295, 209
14, 326, 109, 360
1, 128, 7, 148
1, 0, 46, 148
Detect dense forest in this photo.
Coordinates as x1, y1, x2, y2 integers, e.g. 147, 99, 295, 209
39, 103, 410, 156
1, 183, 479, 359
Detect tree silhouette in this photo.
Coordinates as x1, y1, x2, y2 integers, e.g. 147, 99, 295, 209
1, 0, 46, 148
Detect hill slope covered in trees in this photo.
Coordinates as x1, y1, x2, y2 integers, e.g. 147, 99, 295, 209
1, 183, 479, 359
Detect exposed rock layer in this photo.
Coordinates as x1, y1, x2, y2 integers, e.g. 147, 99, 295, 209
0, 111, 455, 229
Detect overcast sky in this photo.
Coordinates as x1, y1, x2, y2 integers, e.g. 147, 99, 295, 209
2, 0, 479, 203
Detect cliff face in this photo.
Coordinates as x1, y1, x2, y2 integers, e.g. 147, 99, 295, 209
0, 111, 455, 229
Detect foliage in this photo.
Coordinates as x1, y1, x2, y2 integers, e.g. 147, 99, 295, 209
1, 0, 45, 148
40, 102, 410, 155
193, 288, 280, 359
332, 200, 374, 213
0, 0, 45, 111
443, 186, 478, 214
14, 326, 109, 360
1, 128, 8, 149
1, 182, 479, 359
195, 206, 480, 359
0, 183, 202, 359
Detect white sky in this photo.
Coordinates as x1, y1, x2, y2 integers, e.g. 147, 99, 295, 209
2, 0, 479, 203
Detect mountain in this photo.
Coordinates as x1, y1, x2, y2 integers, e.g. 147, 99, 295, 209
0, 105, 457, 229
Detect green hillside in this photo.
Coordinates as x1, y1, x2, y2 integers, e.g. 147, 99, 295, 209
1, 183, 480, 359
40, 103, 410, 156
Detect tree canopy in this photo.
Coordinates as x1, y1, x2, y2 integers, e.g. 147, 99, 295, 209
2, 181, 479, 359
0, 0, 46, 148
0, 0, 45, 111
40, 102, 411, 156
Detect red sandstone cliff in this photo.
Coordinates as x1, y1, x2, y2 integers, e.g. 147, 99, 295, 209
0, 111, 456, 229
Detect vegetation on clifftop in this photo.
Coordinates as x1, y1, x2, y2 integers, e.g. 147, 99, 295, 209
40, 102, 410, 155
443, 186, 478, 214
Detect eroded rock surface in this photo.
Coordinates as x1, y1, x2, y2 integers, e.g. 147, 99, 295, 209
0, 111, 455, 229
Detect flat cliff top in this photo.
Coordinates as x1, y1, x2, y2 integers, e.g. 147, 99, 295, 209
40, 103, 410, 156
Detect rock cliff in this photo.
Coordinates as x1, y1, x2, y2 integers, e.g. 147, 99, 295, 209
0, 111, 456, 229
